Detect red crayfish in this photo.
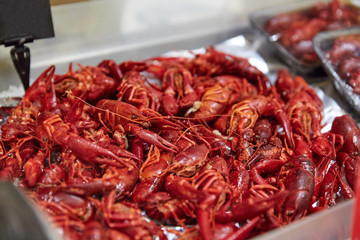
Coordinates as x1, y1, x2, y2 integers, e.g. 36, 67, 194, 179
0, 46, 359, 240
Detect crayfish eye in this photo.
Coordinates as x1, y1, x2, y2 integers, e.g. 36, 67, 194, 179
49, 151, 62, 165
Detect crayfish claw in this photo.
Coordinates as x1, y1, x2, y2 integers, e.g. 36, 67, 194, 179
125, 123, 179, 153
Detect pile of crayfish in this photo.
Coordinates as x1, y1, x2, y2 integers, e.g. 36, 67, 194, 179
325, 33, 360, 96
0, 46, 359, 240
264, 0, 360, 63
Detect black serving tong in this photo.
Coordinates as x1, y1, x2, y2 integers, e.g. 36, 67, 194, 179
0, 0, 55, 91
0, 182, 60, 240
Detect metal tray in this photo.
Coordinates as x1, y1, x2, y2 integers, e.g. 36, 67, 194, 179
313, 26, 360, 115
0, 33, 354, 240
253, 199, 353, 240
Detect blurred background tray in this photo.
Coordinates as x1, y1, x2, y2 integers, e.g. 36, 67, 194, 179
314, 27, 360, 115
249, 0, 328, 79
250, 0, 360, 81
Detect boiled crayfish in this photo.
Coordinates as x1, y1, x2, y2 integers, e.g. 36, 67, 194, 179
325, 33, 360, 96
0, 46, 359, 240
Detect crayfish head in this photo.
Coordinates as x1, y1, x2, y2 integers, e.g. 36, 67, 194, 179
170, 144, 209, 177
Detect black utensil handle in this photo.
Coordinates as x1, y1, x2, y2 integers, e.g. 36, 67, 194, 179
10, 44, 30, 90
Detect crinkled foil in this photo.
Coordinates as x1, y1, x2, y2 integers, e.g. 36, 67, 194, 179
0, 97, 21, 129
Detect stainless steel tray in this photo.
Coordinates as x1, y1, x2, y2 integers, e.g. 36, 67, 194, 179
0, 32, 355, 240
313, 26, 360, 115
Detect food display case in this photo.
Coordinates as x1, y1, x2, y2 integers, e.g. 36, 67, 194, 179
0, 0, 359, 239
